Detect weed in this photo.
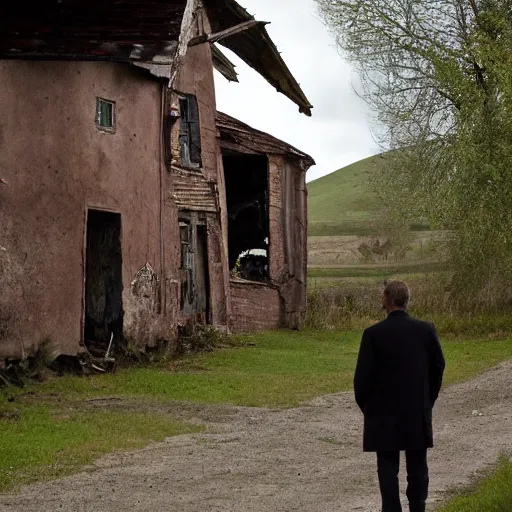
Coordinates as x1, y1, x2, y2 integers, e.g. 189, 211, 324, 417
176, 324, 227, 355
307, 271, 512, 336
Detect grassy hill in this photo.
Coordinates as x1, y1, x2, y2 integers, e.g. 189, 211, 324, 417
307, 153, 444, 270
308, 154, 385, 236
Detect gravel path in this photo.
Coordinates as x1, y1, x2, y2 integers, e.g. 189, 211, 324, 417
1, 361, 511, 512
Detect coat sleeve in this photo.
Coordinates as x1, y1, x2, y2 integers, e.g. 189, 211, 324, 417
427, 323, 446, 406
354, 329, 376, 413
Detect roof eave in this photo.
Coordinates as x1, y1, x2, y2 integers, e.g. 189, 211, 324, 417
205, 0, 313, 116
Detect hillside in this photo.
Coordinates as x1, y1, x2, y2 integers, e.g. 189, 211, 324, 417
308, 154, 386, 236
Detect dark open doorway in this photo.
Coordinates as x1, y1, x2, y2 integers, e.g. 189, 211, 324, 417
84, 209, 123, 354
223, 153, 270, 281
179, 211, 210, 323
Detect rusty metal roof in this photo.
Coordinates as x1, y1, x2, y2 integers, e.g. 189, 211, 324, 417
216, 111, 315, 169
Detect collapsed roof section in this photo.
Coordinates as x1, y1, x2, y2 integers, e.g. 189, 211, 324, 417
0, 0, 312, 115
204, 0, 313, 116
217, 111, 315, 170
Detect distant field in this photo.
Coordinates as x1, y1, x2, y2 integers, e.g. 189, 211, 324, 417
307, 155, 448, 282
308, 231, 450, 268
308, 262, 449, 280
307, 154, 429, 236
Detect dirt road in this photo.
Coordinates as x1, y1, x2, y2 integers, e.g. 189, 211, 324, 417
1, 361, 511, 512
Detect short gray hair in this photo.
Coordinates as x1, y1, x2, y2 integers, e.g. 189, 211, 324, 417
383, 280, 410, 308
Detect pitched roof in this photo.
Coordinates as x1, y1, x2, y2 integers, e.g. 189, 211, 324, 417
216, 111, 315, 169
0, 0, 187, 61
204, 0, 313, 116
0, 0, 313, 115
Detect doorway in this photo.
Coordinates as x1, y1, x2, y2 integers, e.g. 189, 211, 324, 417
179, 211, 210, 323
84, 209, 123, 354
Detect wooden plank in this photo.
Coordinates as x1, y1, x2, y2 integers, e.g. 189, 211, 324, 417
188, 20, 267, 47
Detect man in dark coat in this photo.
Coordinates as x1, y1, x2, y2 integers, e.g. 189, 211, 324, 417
354, 281, 445, 512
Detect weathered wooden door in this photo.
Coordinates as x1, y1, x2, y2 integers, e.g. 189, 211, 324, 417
179, 211, 210, 323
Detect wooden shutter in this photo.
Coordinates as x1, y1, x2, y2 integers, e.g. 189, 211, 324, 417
187, 95, 202, 166
179, 97, 190, 165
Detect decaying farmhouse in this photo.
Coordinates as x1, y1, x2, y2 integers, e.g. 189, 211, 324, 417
0, 0, 314, 361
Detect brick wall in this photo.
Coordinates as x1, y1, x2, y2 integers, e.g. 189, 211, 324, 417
229, 281, 282, 333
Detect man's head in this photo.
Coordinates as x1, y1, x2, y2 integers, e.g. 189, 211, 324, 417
382, 280, 410, 313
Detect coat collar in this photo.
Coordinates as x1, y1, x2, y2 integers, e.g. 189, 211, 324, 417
388, 309, 409, 318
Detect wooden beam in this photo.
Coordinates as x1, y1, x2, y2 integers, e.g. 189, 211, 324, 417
212, 45, 238, 82
188, 20, 268, 47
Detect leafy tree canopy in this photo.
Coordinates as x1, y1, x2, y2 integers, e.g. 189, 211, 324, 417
317, 0, 512, 293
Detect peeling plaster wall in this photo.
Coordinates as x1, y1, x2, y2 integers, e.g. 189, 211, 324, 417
0, 17, 308, 358
0, 60, 166, 359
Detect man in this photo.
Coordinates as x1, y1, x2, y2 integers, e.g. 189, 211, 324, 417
354, 281, 445, 512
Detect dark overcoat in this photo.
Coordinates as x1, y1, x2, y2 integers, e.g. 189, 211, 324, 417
354, 310, 445, 452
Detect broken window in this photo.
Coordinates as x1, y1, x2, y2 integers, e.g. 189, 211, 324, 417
96, 98, 116, 132
222, 153, 270, 282
179, 212, 210, 321
179, 94, 202, 168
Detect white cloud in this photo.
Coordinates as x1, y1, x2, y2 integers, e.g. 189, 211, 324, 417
214, 0, 380, 182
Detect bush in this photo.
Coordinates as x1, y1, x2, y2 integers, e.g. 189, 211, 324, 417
307, 272, 512, 336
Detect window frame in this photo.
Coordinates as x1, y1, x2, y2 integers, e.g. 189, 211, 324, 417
178, 94, 202, 169
96, 98, 116, 133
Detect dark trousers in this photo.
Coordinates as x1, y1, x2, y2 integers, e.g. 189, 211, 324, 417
376, 450, 429, 512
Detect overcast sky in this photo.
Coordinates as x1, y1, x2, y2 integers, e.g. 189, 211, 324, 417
214, 0, 379, 182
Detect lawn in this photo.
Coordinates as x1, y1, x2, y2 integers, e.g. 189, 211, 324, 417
0, 404, 200, 492
0, 329, 511, 493
27, 330, 512, 405
438, 456, 512, 512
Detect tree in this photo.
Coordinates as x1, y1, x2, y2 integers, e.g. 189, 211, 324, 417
317, 0, 512, 295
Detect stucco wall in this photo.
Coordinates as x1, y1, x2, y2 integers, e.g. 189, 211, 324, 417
0, 60, 165, 359
0, 30, 307, 359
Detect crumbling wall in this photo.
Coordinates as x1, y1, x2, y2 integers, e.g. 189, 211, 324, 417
280, 159, 308, 328
0, 60, 166, 359
166, 32, 229, 329
227, 155, 308, 332
229, 281, 282, 332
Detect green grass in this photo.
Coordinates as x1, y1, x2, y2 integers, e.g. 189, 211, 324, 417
308, 155, 383, 236
307, 153, 432, 236
22, 331, 362, 409
438, 456, 512, 511
1, 330, 511, 493
0, 404, 199, 492
14, 331, 512, 407
440, 337, 512, 386
308, 262, 449, 280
